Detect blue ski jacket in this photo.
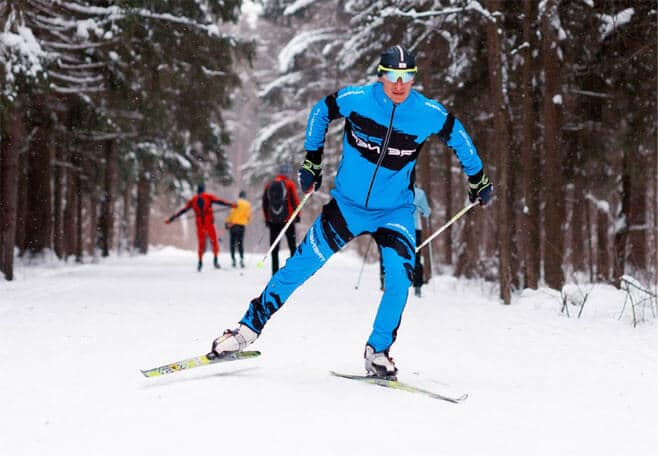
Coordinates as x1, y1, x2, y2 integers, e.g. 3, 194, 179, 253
304, 82, 483, 210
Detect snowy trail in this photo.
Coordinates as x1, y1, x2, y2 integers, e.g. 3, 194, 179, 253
1, 247, 657, 455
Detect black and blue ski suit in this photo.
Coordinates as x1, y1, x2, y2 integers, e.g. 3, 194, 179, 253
240, 81, 483, 352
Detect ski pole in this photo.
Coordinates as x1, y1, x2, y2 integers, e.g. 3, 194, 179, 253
176, 206, 230, 222
354, 236, 374, 290
256, 191, 313, 269
416, 202, 478, 253
256, 229, 267, 246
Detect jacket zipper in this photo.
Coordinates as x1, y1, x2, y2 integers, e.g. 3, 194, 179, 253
364, 104, 397, 208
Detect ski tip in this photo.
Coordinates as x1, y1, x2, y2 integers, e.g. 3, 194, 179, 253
440, 393, 469, 404
140, 369, 158, 378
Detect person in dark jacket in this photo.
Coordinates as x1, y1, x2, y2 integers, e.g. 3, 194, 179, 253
211, 46, 493, 379
165, 183, 236, 271
262, 164, 300, 275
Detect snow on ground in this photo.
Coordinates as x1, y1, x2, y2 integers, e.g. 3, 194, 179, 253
1, 247, 657, 455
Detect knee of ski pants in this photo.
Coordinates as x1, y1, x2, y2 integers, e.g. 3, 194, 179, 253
320, 199, 355, 252
381, 257, 413, 294
374, 228, 415, 293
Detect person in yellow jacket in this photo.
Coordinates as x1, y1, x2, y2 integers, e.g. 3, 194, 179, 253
225, 190, 252, 268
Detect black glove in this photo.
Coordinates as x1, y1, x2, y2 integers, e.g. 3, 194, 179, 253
468, 170, 493, 206
298, 151, 322, 193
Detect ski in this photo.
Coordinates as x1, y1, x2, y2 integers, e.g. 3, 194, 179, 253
330, 371, 468, 404
141, 351, 261, 378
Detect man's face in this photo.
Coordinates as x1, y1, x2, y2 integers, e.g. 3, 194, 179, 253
379, 74, 414, 104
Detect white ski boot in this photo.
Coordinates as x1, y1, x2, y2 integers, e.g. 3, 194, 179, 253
211, 325, 258, 356
364, 344, 398, 379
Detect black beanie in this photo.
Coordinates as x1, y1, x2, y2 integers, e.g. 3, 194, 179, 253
379, 45, 416, 70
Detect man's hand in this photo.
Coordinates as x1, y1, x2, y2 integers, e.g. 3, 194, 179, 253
468, 171, 493, 206
298, 151, 322, 193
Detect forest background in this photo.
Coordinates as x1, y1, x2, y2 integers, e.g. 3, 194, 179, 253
0, 0, 656, 304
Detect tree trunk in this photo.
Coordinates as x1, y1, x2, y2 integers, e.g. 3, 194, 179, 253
82, 148, 99, 258
63, 164, 75, 258
455, 212, 478, 278
53, 144, 64, 259
66, 150, 83, 263
98, 139, 117, 257
627, 137, 647, 272
571, 163, 586, 272
541, 0, 565, 290
485, 0, 512, 304
119, 174, 132, 254
0, 106, 22, 280
596, 206, 610, 282
63, 153, 77, 260
133, 155, 153, 254
88, 190, 98, 258
585, 197, 594, 282
613, 146, 632, 286
75, 161, 83, 263
23, 121, 52, 256
15, 142, 27, 253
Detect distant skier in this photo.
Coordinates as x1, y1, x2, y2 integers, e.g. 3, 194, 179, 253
165, 183, 236, 271
225, 190, 252, 268
411, 184, 431, 297
211, 46, 493, 379
262, 164, 300, 275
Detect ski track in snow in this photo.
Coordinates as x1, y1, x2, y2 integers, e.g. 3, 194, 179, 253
1, 246, 657, 455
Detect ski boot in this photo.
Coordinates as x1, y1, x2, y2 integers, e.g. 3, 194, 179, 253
240, 258, 245, 268
364, 344, 398, 380
197, 260, 203, 272
211, 325, 258, 357
213, 256, 220, 269
414, 286, 421, 297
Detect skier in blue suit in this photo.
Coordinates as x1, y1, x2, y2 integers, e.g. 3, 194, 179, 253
212, 45, 493, 379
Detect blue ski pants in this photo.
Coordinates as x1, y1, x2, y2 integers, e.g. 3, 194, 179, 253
240, 197, 416, 353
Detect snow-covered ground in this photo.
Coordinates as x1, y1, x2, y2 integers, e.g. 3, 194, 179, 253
1, 247, 657, 455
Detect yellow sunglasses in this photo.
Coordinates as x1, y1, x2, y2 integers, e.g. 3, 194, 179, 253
377, 65, 417, 83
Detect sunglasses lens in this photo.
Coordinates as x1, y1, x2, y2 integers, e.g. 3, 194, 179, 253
383, 70, 415, 83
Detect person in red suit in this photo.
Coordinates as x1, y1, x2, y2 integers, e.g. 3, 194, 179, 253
165, 183, 236, 271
